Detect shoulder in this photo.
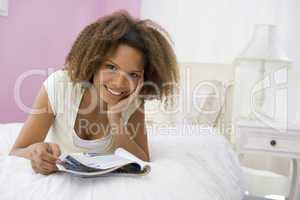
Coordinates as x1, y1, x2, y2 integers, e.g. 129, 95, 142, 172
43, 69, 75, 94
43, 69, 70, 85
42, 69, 79, 115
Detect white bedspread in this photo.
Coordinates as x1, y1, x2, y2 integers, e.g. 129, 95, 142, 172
0, 123, 245, 200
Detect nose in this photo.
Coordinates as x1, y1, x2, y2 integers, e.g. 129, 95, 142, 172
111, 73, 130, 91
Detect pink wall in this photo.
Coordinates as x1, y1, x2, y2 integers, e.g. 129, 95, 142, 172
0, 0, 141, 123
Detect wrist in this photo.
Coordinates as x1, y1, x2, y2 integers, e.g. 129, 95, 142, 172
109, 120, 124, 136
108, 113, 123, 124
27, 143, 37, 160
114, 133, 130, 147
9, 144, 35, 160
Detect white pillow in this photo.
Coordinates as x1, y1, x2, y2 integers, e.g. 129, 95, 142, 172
0, 123, 23, 156
145, 80, 225, 126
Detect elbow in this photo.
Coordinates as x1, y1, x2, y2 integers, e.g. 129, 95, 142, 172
143, 153, 150, 162
8, 148, 16, 156
138, 152, 150, 162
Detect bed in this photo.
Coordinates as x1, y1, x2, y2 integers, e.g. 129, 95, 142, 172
0, 63, 245, 199
0, 122, 244, 200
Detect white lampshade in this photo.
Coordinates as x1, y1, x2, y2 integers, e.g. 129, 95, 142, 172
233, 24, 292, 124
238, 24, 290, 62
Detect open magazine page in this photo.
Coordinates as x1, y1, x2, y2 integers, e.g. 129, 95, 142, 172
68, 153, 134, 170
114, 148, 149, 170
114, 148, 151, 175
56, 163, 121, 177
56, 148, 151, 177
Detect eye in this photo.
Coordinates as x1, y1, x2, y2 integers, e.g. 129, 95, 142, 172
106, 64, 117, 71
130, 73, 140, 79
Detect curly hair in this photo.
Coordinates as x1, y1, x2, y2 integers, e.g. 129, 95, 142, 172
65, 10, 179, 104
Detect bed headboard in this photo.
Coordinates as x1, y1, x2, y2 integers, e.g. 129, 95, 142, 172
180, 63, 235, 141
145, 62, 235, 143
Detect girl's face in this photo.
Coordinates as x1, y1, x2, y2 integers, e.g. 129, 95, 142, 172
94, 44, 144, 105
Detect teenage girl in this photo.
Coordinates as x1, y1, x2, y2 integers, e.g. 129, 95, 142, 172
9, 10, 179, 175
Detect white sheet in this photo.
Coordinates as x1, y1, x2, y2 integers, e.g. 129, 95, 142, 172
0, 123, 245, 200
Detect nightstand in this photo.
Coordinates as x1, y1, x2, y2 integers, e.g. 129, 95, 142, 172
235, 119, 300, 200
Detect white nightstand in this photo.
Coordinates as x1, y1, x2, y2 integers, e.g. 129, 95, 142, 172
236, 119, 300, 200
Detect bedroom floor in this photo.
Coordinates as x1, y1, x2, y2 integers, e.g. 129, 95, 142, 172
243, 195, 285, 200
243, 197, 270, 200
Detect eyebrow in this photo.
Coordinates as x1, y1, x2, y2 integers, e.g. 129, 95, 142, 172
106, 59, 143, 73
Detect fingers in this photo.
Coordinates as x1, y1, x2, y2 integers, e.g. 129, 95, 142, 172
45, 142, 61, 160
30, 143, 60, 175
34, 144, 57, 163
40, 160, 58, 172
31, 157, 57, 175
107, 77, 144, 114
32, 159, 58, 174
41, 152, 58, 164
135, 76, 144, 95
127, 84, 142, 104
136, 81, 144, 95
127, 79, 143, 102
34, 164, 56, 175
48, 143, 61, 158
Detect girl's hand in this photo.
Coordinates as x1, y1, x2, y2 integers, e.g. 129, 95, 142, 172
29, 142, 61, 175
107, 78, 144, 124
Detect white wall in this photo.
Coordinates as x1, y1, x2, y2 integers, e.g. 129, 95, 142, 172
280, 0, 300, 121
141, 0, 300, 121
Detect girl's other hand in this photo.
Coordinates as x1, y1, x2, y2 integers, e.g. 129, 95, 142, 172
107, 77, 144, 123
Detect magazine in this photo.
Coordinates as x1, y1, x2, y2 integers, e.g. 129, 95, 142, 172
56, 148, 151, 178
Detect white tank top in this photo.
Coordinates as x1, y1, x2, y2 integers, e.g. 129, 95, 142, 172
43, 69, 142, 154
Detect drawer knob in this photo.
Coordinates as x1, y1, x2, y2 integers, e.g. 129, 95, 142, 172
270, 140, 277, 146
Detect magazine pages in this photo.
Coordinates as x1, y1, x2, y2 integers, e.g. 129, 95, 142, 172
56, 148, 151, 177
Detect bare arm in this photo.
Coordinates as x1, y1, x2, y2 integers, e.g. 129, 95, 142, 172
113, 102, 150, 162
9, 85, 55, 159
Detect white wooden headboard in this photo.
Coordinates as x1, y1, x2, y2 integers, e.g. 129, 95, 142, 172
145, 62, 235, 142
180, 62, 235, 141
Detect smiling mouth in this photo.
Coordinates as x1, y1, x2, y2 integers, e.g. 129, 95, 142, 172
104, 85, 125, 96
